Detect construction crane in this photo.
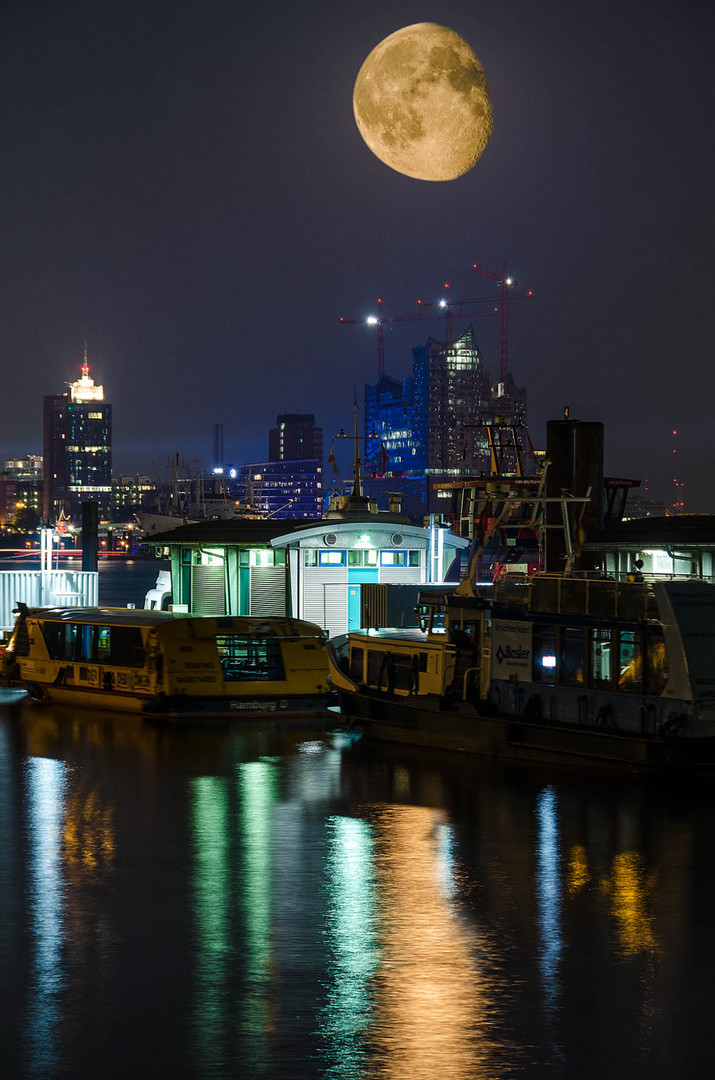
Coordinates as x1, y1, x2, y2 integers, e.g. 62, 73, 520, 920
339, 293, 498, 379
473, 261, 533, 385
416, 281, 505, 345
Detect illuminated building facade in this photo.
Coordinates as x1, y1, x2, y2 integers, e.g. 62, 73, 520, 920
3, 455, 43, 524
111, 475, 158, 516
225, 413, 324, 520
364, 325, 529, 516
364, 374, 421, 474
43, 350, 112, 520
229, 459, 323, 519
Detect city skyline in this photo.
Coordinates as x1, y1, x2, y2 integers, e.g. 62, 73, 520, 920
2, 1, 713, 508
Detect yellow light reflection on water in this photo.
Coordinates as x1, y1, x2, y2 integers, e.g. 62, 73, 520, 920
566, 844, 590, 896
368, 804, 498, 1080
63, 786, 115, 873
601, 851, 660, 957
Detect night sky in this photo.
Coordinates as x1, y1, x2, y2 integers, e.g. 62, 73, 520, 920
2, 0, 714, 508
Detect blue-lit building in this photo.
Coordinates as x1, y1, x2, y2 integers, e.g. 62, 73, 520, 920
364, 325, 529, 517
229, 458, 323, 520
364, 374, 422, 474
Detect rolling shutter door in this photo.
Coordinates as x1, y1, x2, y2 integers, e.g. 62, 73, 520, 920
191, 565, 226, 615
249, 567, 286, 617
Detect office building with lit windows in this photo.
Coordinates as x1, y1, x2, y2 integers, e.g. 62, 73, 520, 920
43, 350, 112, 520
229, 458, 323, 519
364, 325, 529, 516
226, 413, 323, 520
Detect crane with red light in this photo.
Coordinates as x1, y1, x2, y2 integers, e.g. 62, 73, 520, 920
472, 261, 533, 385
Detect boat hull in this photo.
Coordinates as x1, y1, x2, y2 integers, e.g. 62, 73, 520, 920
21, 682, 336, 720
336, 687, 715, 769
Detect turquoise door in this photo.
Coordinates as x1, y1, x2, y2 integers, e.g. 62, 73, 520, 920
347, 585, 361, 630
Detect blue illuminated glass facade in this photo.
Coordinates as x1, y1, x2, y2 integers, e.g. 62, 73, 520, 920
229, 459, 323, 519
364, 325, 528, 516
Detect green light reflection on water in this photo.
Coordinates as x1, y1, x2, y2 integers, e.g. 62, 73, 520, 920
237, 761, 277, 986
190, 762, 278, 1076
190, 775, 230, 1071
320, 814, 379, 1080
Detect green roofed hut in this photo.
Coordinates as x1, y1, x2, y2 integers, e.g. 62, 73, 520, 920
141, 508, 468, 638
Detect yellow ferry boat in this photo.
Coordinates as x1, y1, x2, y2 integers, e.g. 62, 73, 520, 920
1, 604, 333, 719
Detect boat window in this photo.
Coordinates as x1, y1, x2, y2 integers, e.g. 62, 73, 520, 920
304, 550, 318, 566
41, 622, 64, 660
532, 624, 557, 685
559, 628, 585, 687
618, 630, 643, 693
364, 649, 420, 692
349, 647, 363, 681
97, 627, 111, 663
645, 630, 668, 695
38, 622, 143, 666
217, 634, 285, 682
63, 623, 78, 661
106, 627, 145, 667
367, 650, 386, 687
409, 551, 420, 567
589, 629, 612, 689
391, 653, 419, 691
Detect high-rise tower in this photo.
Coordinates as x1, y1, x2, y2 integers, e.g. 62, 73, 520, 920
43, 346, 112, 521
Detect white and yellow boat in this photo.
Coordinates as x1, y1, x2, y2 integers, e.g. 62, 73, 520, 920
1, 604, 333, 719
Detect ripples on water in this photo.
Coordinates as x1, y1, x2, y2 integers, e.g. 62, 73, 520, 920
1, 691, 715, 1079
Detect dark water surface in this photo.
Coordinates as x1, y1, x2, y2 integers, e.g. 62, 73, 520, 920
2, 560, 715, 1078
2, 701, 715, 1080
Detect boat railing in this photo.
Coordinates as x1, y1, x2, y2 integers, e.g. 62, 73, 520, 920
494, 573, 659, 621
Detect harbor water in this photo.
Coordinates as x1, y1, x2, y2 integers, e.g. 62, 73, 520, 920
1, 558, 715, 1078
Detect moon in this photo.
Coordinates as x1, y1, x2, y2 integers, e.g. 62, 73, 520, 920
353, 23, 493, 182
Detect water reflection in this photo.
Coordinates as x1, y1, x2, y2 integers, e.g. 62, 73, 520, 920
534, 786, 563, 1015
321, 815, 378, 1079
191, 775, 231, 1074
601, 851, 660, 958
237, 760, 278, 1073
367, 805, 501, 1080
25, 756, 69, 1077
2, 702, 713, 1079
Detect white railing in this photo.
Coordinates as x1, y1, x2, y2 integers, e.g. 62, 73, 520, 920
0, 570, 99, 633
